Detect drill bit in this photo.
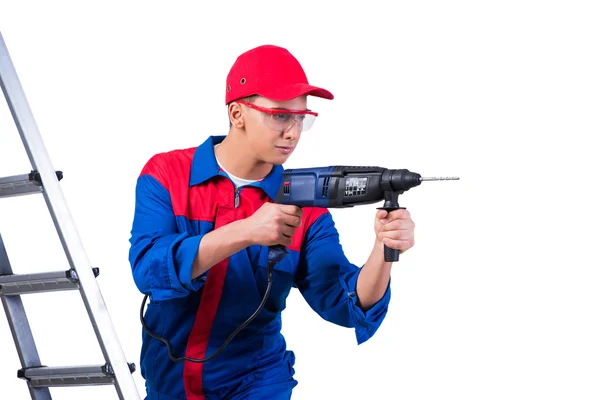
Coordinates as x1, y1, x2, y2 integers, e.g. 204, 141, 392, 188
420, 176, 460, 181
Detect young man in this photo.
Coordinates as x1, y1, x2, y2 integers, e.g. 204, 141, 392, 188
129, 44, 415, 400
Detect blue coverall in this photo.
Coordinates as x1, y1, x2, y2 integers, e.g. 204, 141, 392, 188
129, 135, 391, 399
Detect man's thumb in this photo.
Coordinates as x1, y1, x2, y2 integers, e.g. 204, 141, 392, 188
376, 209, 388, 219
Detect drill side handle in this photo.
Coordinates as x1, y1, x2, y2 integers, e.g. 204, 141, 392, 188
378, 190, 405, 262
378, 206, 405, 262
384, 242, 400, 262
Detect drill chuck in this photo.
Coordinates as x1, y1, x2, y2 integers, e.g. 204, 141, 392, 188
382, 169, 422, 193
384, 169, 460, 192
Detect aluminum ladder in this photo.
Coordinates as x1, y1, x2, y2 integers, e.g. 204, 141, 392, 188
0, 31, 141, 399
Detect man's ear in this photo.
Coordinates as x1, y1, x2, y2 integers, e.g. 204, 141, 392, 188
228, 102, 245, 129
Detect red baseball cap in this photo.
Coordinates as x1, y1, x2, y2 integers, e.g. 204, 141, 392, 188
225, 45, 334, 104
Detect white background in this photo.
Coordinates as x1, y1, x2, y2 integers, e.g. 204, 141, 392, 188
1, 1, 599, 399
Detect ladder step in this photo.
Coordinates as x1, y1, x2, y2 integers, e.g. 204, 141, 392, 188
0, 170, 63, 199
17, 363, 136, 388
0, 268, 99, 296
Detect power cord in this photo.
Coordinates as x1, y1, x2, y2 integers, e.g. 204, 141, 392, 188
140, 260, 275, 363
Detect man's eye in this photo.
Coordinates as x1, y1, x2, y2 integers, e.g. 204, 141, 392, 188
274, 113, 291, 121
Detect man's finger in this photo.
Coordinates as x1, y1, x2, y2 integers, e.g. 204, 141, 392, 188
379, 230, 408, 241
280, 204, 303, 217
380, 219, 414, 232
279, 235, 293, 246
383, 209, 411, 222
281, 225, 297, 238
382, 238, 414, 251
282, 213, 302, 228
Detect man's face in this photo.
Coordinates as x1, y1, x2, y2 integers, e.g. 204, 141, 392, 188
242, 95, 310, 165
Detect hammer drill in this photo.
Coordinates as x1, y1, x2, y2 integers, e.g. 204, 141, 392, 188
268, 166, 459, 265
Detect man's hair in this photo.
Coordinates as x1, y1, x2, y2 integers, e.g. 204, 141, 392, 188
228, 95, 259, 128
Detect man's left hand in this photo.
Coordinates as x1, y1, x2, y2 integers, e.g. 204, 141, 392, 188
374, 208, 415, 254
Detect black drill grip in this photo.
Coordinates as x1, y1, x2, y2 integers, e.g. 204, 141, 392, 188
384, 243, 400, 262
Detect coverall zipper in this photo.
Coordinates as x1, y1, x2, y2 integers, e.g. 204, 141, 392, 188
234, 186, 240, 208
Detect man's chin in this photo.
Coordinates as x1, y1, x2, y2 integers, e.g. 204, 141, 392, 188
268, 152, 293, 165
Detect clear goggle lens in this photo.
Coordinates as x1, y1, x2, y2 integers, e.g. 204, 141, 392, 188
265, 112, 316, 132
237, 100, 318, 132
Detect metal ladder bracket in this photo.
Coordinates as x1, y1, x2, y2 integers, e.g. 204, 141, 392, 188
17, 363, 137, 388
0, 268, 100, 296
0, 170, 63, 199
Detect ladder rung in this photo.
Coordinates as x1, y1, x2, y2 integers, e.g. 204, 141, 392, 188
0, 268, 99, 296
0, 170, 63, 198
17, 363, 136, 388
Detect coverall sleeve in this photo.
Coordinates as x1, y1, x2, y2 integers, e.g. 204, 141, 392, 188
295, 210, 391, 344
128, 157, 206, 301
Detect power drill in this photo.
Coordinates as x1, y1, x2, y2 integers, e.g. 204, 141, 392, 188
141, 165, 458, 364
267, 166, 459, 265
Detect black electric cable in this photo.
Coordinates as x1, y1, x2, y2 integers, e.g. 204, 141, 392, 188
140, 260, 275, 363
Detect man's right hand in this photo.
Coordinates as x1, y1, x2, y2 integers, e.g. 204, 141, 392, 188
243, 203, 303, 247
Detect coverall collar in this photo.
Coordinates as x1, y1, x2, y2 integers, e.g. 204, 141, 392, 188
189, 135, 284, 200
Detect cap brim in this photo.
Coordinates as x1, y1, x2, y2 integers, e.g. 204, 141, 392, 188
258, 83, 334, 101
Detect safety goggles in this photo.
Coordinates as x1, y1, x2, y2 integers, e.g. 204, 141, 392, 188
237, 100, 318, 132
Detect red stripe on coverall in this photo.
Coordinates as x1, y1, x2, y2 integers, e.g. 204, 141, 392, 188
183, 205, 237, 399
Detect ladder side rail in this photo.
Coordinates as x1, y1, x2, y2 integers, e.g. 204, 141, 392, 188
0, 32, 140, 400
0, 235, 52, 399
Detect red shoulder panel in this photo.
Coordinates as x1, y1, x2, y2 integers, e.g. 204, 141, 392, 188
140, 148, 229, 221
288, 207, 329, 252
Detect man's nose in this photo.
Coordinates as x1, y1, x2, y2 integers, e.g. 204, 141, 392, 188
283, 118, 302, 139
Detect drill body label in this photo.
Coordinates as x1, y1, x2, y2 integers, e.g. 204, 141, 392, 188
344, 177, 367, 196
